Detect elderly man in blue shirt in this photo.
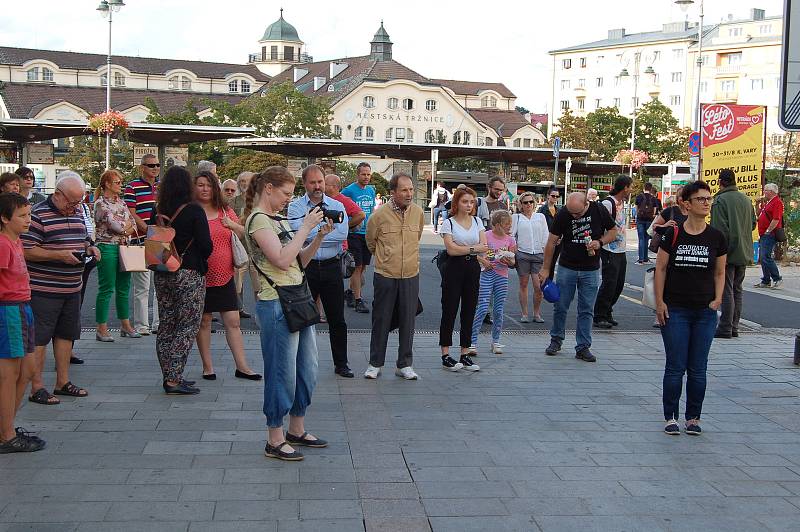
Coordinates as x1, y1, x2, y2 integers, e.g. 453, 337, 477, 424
288, 164, 353, 378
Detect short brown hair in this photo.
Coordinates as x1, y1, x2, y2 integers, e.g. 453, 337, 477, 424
389, 172, 412, 192
0, 172, 20, 192
449, 186, 478, 217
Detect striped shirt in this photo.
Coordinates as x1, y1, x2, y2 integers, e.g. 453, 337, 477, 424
21, 197, 89, 297
124, 177, 158, 243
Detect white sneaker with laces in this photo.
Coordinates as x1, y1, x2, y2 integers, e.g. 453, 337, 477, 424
363, 365, 381, 379
395, 367, 419, 380
771, 280, 783, 289
466, 345, 478, 355
491, 343, 504, 354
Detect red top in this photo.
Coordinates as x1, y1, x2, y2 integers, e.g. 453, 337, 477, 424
758, 196, 784, 236
205, 207, 239, 287
0, 233, 31, 302
335, 193, 363, 251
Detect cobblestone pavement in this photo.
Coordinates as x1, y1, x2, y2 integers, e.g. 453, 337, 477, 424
3, 328, 799, 531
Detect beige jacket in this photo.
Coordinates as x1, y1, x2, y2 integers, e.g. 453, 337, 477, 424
365, 201, 424, 279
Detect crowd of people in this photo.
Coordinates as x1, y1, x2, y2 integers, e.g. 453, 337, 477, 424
0, 157, 788, 457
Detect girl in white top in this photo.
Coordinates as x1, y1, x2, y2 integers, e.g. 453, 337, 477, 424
512, 192, 550, 323
438, 186, 488, 372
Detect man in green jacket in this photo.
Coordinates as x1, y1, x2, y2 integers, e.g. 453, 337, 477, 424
710, 168, 757, 338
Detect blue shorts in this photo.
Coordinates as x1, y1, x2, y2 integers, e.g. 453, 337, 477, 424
0, 302, 35, 359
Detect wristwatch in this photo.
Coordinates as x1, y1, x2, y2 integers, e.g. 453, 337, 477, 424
469, 246, 475, 255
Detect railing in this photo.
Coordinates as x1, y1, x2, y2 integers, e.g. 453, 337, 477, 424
714, 91, 739, 102
715, 64, 741, 75
248, 53, 314, 64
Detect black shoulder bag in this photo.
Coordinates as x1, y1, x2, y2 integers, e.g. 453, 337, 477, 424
246, 213, 320, 332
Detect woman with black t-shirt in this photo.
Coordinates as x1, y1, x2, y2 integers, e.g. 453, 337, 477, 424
651, 186, 688, 236
654, 181, 726, 436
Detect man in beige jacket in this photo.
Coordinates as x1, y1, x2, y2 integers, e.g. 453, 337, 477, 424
364, 172, 424, 380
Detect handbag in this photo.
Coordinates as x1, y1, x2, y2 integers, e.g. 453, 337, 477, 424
339, 250, 356, 279
648, 232, 662, 254
246, 213, 320, 333
231, 232, 249, 268
643, 225, 680, 310
145, 204, 193, 272
118, 233, 147, 272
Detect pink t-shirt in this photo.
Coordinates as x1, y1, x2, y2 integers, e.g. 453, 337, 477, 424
0, 233, 31, 302
485, 231, 516, 278
206, 208, 239, 287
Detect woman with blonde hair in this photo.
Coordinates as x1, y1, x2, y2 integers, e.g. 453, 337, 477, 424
93, 169, 139, 341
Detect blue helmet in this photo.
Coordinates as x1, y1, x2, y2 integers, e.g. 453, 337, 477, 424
541, 278, 560, 303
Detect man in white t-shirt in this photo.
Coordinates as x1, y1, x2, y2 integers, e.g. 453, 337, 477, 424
594, 176, 631, 328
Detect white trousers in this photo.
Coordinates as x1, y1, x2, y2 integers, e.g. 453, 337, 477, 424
132, 269, 159, 330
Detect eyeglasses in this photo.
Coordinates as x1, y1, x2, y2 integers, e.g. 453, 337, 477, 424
56, 189, 83, 207
549, 194, 559, 198
143, 163, 161, 169
22, 175, 34, 180
690, 196, 713, 204
111, 180, 122, 185
521, 200, 535, 205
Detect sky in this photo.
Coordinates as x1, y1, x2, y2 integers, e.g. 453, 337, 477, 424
1, 0, 787, 112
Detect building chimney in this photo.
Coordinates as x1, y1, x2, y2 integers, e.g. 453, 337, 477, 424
750, 8, 765, 21
329, 61, 348, 79
608, 28, 626, 40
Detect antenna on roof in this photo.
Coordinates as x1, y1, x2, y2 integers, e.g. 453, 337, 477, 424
280, 7, 284, 18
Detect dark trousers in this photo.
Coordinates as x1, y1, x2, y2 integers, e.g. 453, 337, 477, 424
718, 264, 745, 335
439, 256, 480, 348
79, 258, 97, 309
594, 249, 627, 322
369, 273, 419, 369
306, 258, 348, 368
548, 244, 561, 279
637, 221, 651, 262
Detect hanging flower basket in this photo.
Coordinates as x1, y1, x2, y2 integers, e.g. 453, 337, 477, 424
614, 149, 649, 171
88, 111, 129, 136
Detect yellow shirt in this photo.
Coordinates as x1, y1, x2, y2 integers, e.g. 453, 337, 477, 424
245, 209, 303, 301
365, 201, 424, 279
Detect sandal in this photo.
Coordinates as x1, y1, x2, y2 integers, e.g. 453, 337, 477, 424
28, 387, 60, 405
286, 431, 328, 448
264, 441, 304, 461
53, 382, 88, 397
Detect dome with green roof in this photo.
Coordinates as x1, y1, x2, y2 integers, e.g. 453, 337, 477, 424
261, 9, 302, 42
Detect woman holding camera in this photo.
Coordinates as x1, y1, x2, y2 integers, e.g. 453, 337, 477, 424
193, 171, 261, 382
654, 181, 726, 436
245, 166, 333, 461
93, 169, 139, 341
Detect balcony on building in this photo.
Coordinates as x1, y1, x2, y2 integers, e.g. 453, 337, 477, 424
714, 64, 741, 76
714, 91, 739, 102
248, 52, 313, 64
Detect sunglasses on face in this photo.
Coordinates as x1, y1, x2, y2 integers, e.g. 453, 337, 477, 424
550, 194, 559, 198
143, 163, 161, 169
521, 200, 535, 205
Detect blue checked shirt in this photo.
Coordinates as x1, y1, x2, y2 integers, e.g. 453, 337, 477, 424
287, 193, 349, 261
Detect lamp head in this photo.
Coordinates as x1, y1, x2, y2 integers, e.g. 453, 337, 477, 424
674, 0, 694, 13
644, 66, 655, 75
96, 0, 109, 12
108, 0, 125, 11
619, 68, 630, 77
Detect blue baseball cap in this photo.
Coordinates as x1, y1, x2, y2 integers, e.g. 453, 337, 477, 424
541, 278, 560, 303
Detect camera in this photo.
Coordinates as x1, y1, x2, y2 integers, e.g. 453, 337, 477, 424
72, 251, 88, 262
315, 203, 344, 224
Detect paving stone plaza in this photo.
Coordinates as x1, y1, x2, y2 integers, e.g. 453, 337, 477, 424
2, 328, 799, 531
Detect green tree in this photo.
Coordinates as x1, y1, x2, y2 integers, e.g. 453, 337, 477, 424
585, 106, 631, 160
633, 99, 690, 163
552, 109, 589, 150
217, 151, 287, 181
60, 136, 135, 187
515, 105, 530, 114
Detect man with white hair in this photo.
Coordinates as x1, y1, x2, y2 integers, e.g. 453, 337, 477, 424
586, 188, 599, 202
755, 183, 784, 289
232, 171, 254, 217
22, 171, 101, 405
196, 160, 217, 176
539, 192, 616, 363
221, 179, 238, 208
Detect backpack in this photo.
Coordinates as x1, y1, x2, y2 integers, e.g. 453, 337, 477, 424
638, 194, 655, 220
144, 203, 193, 272
602, 198, 618, 224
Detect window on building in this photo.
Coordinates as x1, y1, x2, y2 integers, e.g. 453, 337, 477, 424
26, 67, 39, 81
669, 95, 681, 106
671, 72, 682, 83
614, 76, 622, 87
751, 78, 764, 90
354, 126, 363, 141
726, 52, 742, 65
721, 79, 737, 93
596, 77, 603, 87
560, 100, 570, 110
462, 131, 470, 145
632, 96, 639, 108
402, 98, 414, 110
700, 54, 710, 66
333, 125, 342, 137
484, 137, 493, 146
760, 24, 771, 34
595, 99, 602, 109
388, 97, 398, 110
363, 95, 375, 108
100, 74, 108, 86
228, 80, 238, 93
270, 46, 278, 60
653, 50, 661, 61
577, 78, 585, 88
241, 80, 250, 93
261, 46, 267, 61
406, 129, 414, 142
42, 67, 54, 82
577, 97, 585, 110
425, 129, 435, 143
560, 79, 571, 90
523, 138, 531, 147
365, 126, 374, 142
481, 95, 497, 108
181, 77, 191, 90
395, 128, 406, 141
699, 81, 708, 92
672, 48, 684, 59
728, 27, 743, 37
452, 131, 461, 144
613, 97, 621, 108
562, 58, 572, 69
114, 72, 125, 87
771, 133, 786, 144
579, 57, 587, 68
425, 99, 437, 111
513, 138, 521, 147
284, 46, 295, 61
652, 73, 660, 84
385, 128, 394, 142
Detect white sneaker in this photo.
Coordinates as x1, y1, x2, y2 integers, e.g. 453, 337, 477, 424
395, 367, 419, 380
364, 365, 381, 379
491, 343, 504, 354
466, 345, 478, 355
135, 327, 151, 336
771, 280, 783, 289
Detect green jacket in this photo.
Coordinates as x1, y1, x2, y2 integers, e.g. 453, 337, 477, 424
710, 185, 757, 266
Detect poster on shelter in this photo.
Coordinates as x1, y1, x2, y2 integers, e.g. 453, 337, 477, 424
700, 103, 766, 199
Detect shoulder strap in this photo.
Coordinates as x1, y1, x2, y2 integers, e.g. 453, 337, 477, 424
671, 223, 681, 248
245, 212, 306, 289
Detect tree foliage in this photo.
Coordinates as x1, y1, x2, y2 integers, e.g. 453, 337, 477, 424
552, 109, 589, 150
217, 151, 287, 182
632, 99, 691, 163
60, 136, 134, 187
585, 107, 631, 160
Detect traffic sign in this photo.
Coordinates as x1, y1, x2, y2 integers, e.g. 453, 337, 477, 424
780, 0, 800, 130
688, 131, 701, 156
553, 137, 561, 158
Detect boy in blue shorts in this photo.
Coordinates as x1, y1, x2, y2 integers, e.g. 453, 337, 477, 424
0, 193, 45, 453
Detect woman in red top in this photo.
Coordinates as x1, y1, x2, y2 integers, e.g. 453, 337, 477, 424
194, 171, 261, 381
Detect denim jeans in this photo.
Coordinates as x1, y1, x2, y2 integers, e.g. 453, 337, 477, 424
550, 266, 600, 352
636, 221, 652, 262
433, 207, 446, 230
256, 299, 319, 428
759, 234, 782, 284
661, 306, 718, 421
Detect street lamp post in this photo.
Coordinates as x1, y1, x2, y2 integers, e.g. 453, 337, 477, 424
675, 0, 704, 180
619, 52, 656, 179
97, 0, 125, 170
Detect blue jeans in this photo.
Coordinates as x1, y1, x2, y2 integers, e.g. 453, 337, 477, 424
758, 234, 782, 284
660, 306, 718, 421
256, 299, 319, 428
471, 270, 509, 344
636, 221, 651, 262
550, 266, 600, 352
433, 207, 446, 230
